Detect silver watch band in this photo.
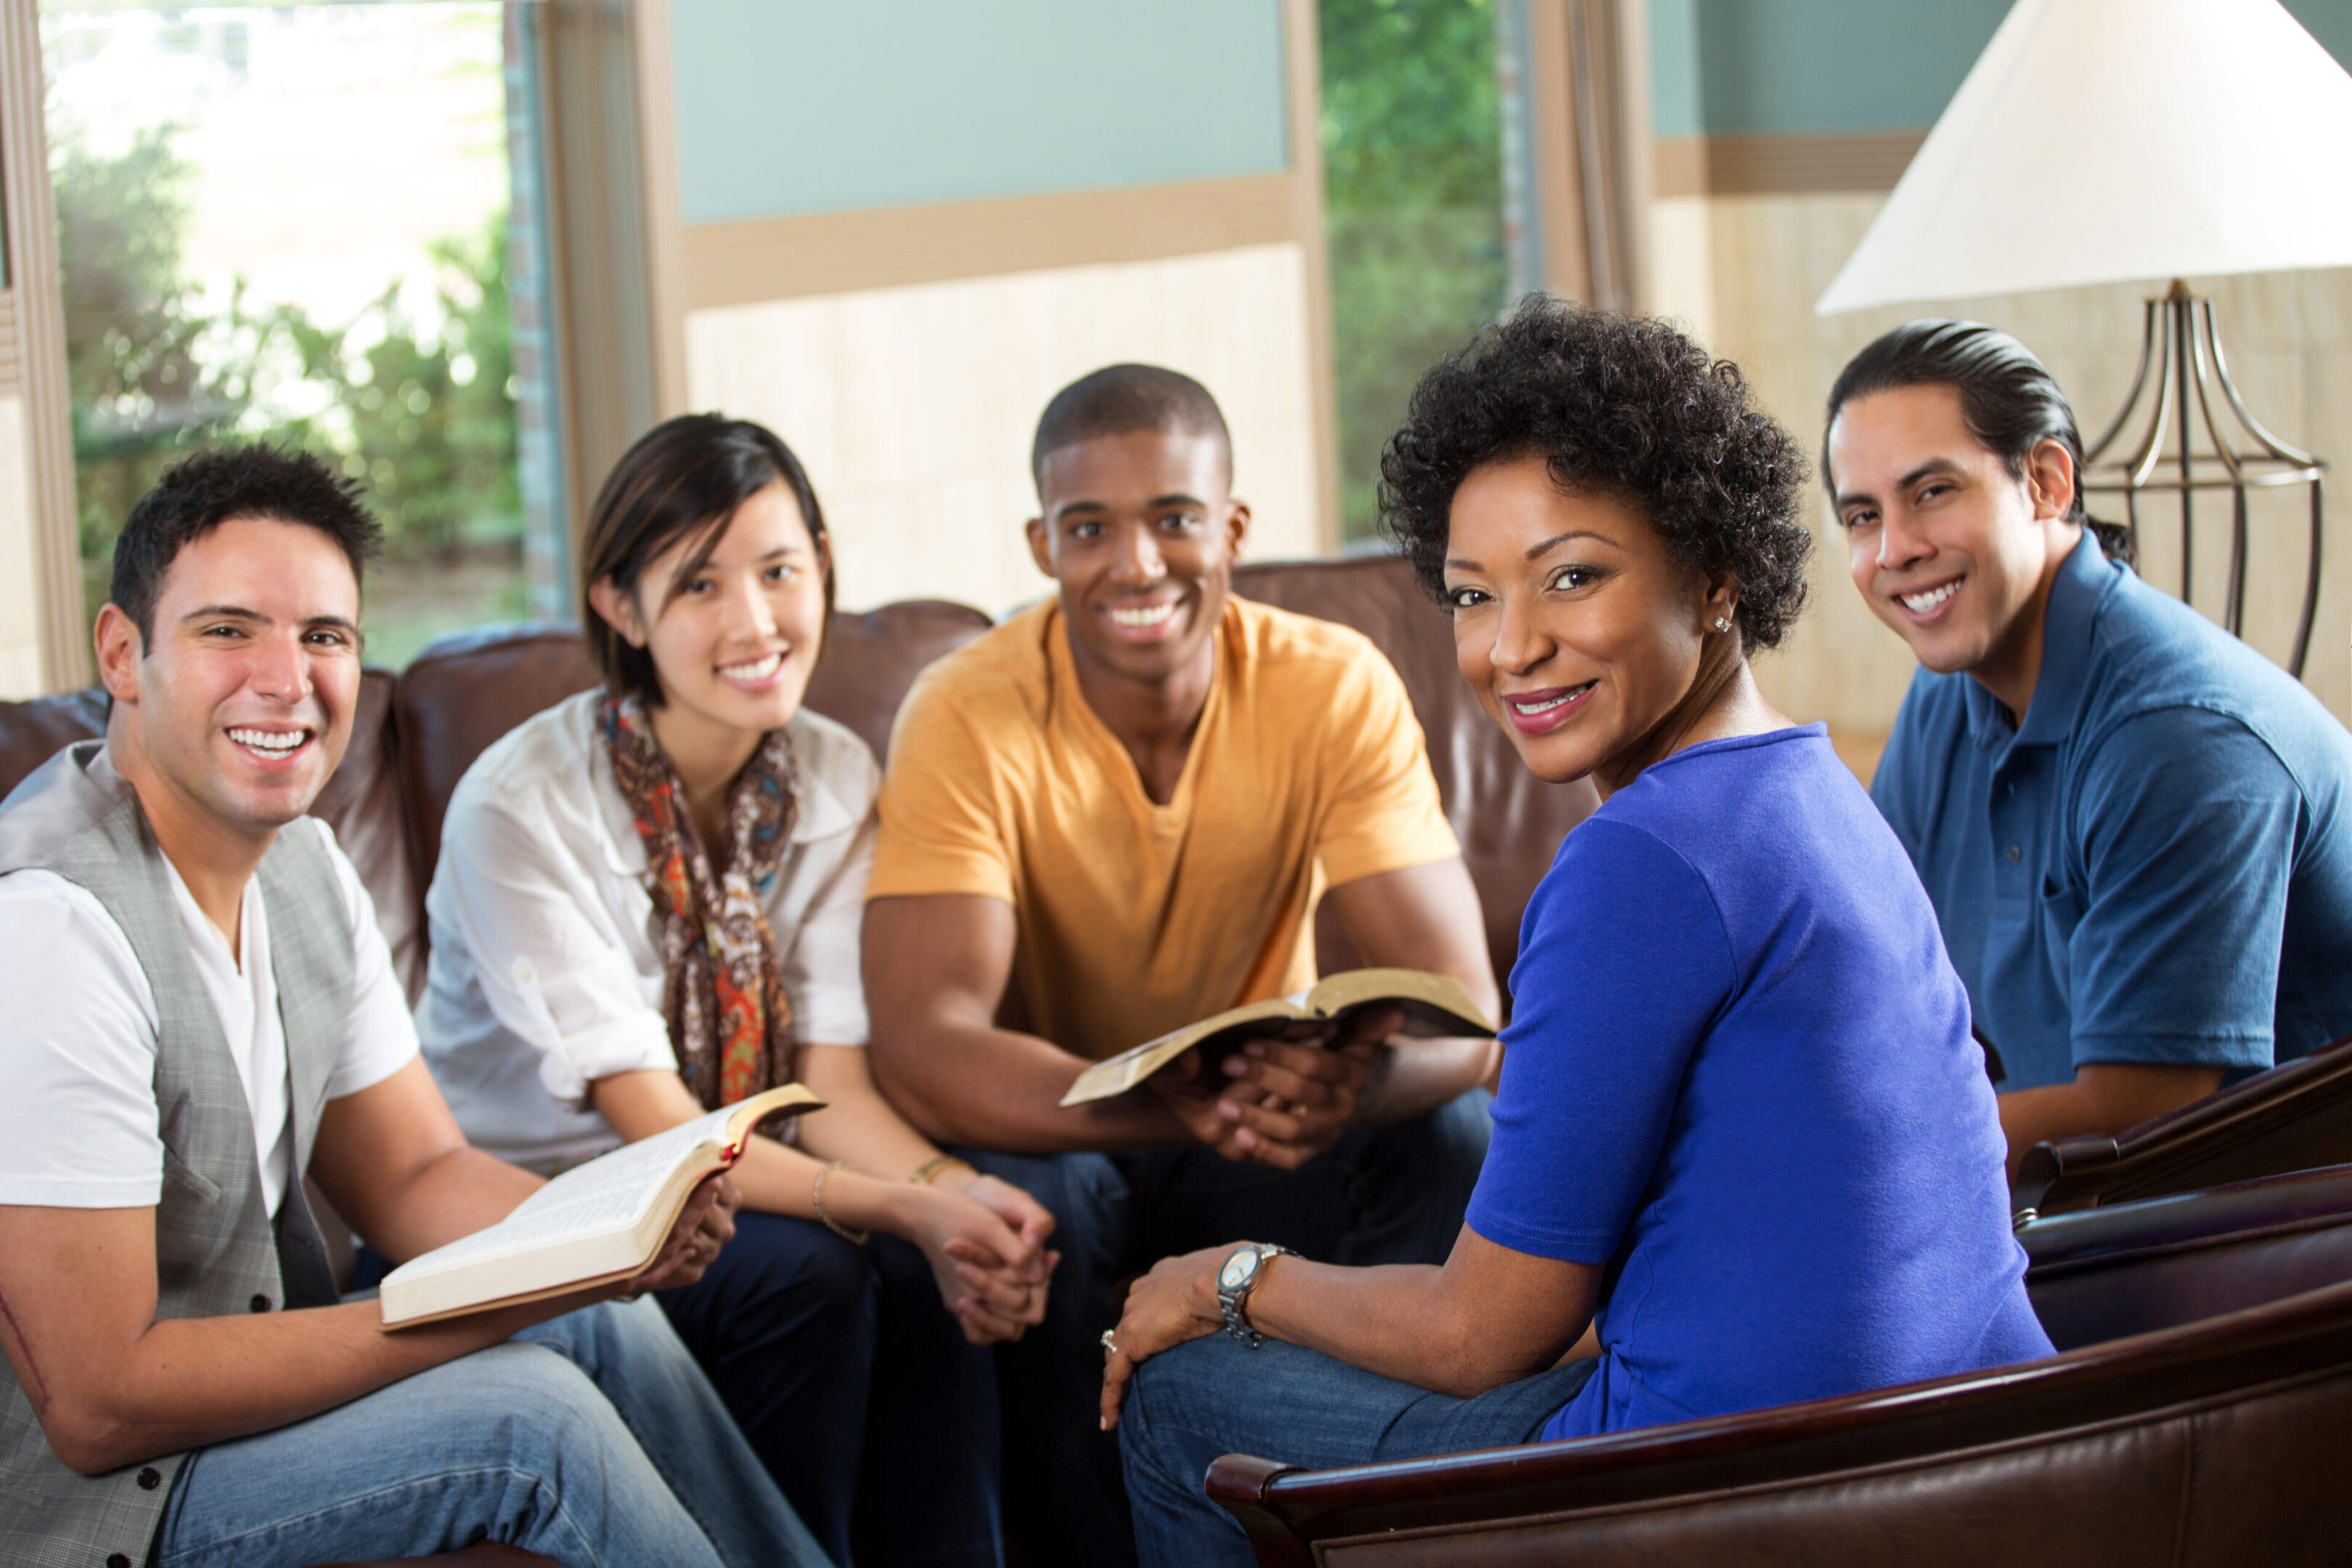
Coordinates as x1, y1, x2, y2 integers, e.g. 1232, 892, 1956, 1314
1218, 1244, 1294, 1347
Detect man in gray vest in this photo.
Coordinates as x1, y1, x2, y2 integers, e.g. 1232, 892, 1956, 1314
0, 448, 828, 1568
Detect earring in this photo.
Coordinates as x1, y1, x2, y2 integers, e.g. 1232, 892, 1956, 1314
1712, 616, 1733, 633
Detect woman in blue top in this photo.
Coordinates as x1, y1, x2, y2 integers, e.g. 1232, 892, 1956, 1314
1102, 302, 2052, 1564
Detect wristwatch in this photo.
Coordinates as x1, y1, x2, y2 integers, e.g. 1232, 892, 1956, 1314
1216, 1242, 1295, 1347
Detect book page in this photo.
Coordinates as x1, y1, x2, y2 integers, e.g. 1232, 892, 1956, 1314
389, 1104, 737, 1285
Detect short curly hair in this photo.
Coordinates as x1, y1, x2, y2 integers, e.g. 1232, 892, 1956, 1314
1379, 299, 1812, 650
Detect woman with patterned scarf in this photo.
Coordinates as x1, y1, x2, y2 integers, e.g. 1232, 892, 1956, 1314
416, 414, 1056, 1568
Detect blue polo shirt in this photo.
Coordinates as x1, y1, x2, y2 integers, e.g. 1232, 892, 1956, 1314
1871, 533, 2352, 1091
1469, 727, 2049, 1441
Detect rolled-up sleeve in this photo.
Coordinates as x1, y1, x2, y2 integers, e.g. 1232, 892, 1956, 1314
433, 783, 677, 1108
783, 806, 875, 1047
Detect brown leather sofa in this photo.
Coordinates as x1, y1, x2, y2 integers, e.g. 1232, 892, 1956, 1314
1208, 1161, 2352, 1566
0, 555, 1597, 1007
0, 554, 1588, 1567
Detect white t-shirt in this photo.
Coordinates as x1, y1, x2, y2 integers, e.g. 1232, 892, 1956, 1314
0, 815, 420, 1216
415, 690, 878, 1173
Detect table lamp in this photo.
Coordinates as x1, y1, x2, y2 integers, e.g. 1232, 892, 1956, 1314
1816, 0, 2352, 678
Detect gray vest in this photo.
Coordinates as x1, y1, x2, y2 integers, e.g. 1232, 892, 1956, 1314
0, 743, 354, 1568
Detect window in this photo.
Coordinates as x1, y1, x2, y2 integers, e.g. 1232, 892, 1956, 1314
41, 1, 565, 668
1318, 0, 1513, 543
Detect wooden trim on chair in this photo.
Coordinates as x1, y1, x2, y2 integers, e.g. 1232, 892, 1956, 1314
2014, 1032, 2352, 1217
1208, 1275, 2352, 1558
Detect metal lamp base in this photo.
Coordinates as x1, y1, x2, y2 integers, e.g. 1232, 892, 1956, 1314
2080, 278, 2326, 679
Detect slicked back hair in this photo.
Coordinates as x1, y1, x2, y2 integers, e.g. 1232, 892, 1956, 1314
1029, 364, 1233, 497
581, 413, 835, 709
112, 445, 383, 646
1825, 319, 2133, 565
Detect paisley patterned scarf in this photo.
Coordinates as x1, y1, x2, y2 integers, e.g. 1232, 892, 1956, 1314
600, 694, 798, 1108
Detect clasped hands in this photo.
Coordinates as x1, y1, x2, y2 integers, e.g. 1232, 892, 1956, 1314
910, 1167, 1061, 1347
1147, 1007, 1405, 1168
616, 1168, 1061, 1348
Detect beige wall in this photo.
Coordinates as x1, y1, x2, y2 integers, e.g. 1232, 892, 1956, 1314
1649, 187, 2352, 745
0, 392, 49, 699
684, 242, 1324, 618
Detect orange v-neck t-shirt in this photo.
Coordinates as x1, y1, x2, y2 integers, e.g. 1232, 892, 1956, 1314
867, 595, 1461, 1062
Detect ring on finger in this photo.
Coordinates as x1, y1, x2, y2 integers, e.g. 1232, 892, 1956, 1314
1100, 1328, 1118, 1356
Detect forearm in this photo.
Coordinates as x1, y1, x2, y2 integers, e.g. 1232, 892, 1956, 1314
873, 1021, 1190, 1154
1360, 1037, 1501, 1122
796, 1074, 950, 1181
355, 1146, 544, 1264
36, 1290, 582, 1474
1998, 1062, 2227, 1177
1245, 1259, 1548, 1397
722, 1133, 926, 1238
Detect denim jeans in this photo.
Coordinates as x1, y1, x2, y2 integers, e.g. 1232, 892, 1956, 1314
656, 1211, 1002, 1567
963, 1087, 1492, 1568
1119, 1334, 1598, 1568
151, 1295, 832, 1568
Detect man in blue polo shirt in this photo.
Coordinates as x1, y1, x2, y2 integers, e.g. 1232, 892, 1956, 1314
1824, 319, 2352, 1171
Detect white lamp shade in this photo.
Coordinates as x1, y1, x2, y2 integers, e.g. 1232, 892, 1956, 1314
1816, 0, 2352, 315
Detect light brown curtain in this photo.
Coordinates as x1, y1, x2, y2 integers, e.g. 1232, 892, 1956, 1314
1521, 0, 1653, 314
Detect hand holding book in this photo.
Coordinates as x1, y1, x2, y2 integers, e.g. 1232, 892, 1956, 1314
624, 1169, 742, 1298
1151, 1008, 1405, 1168
380, 1085, 822, 1328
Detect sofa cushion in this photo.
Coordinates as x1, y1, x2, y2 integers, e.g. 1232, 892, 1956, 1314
0, 674, 419, 995
391, 603, 995, 973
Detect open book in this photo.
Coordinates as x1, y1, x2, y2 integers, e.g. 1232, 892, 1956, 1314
379, 1085, 821, 1328
1061, 968, 1496, 1107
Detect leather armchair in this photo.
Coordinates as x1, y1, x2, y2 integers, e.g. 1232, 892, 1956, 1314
2014, 1032, 2352, 1219
1207, 1162, 2352, 1567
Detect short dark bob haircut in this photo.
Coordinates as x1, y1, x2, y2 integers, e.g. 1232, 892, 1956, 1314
113, 445, 382, 645
1824, 319, 2133, 565
1381, 298, 1811, 650
582, 414, 834, 709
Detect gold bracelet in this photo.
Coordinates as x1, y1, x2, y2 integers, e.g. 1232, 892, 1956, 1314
910, 1155, 974, 1187
812, 1160, 870, 1244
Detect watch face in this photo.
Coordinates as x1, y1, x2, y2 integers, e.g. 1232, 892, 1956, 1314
1218, 1249, 1257, 1291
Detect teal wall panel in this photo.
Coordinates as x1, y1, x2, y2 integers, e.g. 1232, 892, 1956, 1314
669, 0, 1291, 226
1649, 0, 1704, 138
1657, 0, 2352, 138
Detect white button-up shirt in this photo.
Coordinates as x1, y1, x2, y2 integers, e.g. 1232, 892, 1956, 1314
415, 690, 878, 1173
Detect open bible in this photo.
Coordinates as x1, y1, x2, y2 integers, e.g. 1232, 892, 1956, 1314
1061, 968, 1497, 1107
379, 1085, 821, 1328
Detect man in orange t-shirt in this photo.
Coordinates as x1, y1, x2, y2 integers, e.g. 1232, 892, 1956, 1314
865, 364, 1501, 1568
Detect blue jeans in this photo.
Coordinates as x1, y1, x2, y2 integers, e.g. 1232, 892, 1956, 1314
963, 1088, 1492, 1568
151, 1295, 832, 1568
656, 1212, 1002, 1567
1120, 1334, 1598, 1568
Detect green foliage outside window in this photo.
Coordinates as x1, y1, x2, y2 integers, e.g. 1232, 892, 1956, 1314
1320, 0, 1511, 541
54, 126, 520, 629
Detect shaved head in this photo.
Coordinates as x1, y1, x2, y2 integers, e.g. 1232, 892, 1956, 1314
1031, 364, 1233, 496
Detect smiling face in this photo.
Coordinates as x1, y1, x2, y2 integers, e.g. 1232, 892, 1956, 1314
97, 514, 363, 841
1443, 454, 1733, 789
1026, 429, 1247, 690
1828, 382, 2080, 692
589, 481, 828, 754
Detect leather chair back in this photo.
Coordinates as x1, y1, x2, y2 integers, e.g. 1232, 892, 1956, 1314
1212, 1162, 2352, 1565
2022, 1161, 2352, 1349
391, 603, 994, 974
1233, 555, 1598, 997
0, 675, 415, 987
